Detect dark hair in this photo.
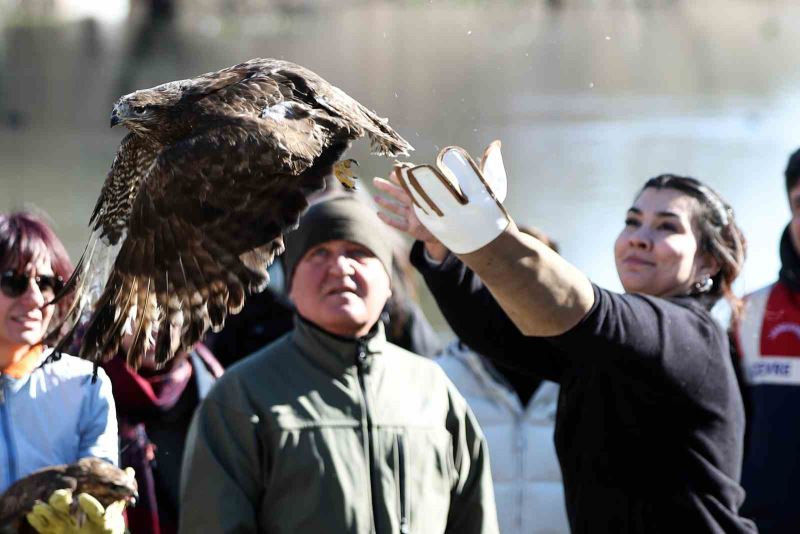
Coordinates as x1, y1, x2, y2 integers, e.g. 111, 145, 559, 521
785, 147, 800, 194
639, 174, 746, 314
0, 211, 73, 319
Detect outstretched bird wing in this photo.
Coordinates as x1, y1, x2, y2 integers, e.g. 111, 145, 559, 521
49, 59, 411, 368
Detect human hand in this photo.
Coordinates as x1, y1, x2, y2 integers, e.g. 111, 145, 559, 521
27, 489, 126, 534
392, 140, 511, 255
76, 493, 126, 534
27, 489, 78, 534
374, 166, 450, 261
373, 168, 437, 239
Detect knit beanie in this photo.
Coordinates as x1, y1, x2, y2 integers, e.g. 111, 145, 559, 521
283, 195, 393, 288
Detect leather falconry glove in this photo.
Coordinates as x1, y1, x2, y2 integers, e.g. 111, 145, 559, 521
396, 140, 511, 254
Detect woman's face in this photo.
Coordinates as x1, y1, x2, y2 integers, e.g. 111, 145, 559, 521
0, 255, 56, 350
614, 187, 717, 298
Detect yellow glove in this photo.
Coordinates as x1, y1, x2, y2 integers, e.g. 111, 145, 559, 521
26, 489, 127, 534
27, 489, 79, 534
76, 493, 126, 534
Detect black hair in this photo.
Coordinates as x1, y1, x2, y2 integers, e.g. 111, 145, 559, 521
785, 147, 800, 194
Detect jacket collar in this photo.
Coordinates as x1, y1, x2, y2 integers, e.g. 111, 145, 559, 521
2, 347, 51, 394
292, 315, 386, 375
1, 345, 44, 379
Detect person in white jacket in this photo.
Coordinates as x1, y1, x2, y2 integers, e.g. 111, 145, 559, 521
436, 341, 569, 534
435, 226, 569, 534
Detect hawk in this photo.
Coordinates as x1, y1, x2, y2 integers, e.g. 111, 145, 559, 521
0, 457, 138, 533
49, 58, 412, 368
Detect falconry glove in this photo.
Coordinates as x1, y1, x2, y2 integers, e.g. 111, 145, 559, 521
396, 140, 511, 254
75, 493, 126, 534
27, 489, 77, 534
27, 489, 126, 534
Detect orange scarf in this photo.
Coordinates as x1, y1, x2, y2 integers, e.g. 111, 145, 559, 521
1, 345, 43, 378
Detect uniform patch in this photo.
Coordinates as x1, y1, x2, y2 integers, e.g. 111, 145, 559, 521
760, 284, 800, 357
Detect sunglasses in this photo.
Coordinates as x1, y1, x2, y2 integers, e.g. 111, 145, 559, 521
0, 271, 64, 299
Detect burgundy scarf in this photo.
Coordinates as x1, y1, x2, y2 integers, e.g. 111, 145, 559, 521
103, 354, 195, 534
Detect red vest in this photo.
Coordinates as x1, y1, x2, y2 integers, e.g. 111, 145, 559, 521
735, 281, 800, 384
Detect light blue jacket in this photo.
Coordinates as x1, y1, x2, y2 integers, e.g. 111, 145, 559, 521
0, 350, 118, 493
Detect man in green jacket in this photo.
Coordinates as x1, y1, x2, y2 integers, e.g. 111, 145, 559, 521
179, 194, 498, 534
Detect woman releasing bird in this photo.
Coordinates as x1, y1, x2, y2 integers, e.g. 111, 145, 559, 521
50, 58, 412, 369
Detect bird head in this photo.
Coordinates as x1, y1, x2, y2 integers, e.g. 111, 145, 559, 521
110, 81, 185, 137
110, 93, 162, 134
109, 467, 139, 506
72, 458, 139, 507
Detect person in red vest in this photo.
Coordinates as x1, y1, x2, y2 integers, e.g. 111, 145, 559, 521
733, 146, 800, 533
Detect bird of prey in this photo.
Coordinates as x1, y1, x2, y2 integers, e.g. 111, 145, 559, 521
0, 457, 138, 533
49, 58, 412, 368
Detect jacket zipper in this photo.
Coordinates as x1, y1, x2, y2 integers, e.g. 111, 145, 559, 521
356, 341, 381, 534
0, 377, 18, 489
397, 434, 409, 533
515, 416, 525, 532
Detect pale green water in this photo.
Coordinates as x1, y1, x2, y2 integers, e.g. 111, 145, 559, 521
1, 1, 799, 331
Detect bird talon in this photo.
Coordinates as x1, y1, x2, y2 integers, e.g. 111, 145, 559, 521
334, 159, 359, 190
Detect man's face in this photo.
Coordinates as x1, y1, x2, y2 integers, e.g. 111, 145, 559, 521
288, 240, 391, 338
789, 182, 800, 257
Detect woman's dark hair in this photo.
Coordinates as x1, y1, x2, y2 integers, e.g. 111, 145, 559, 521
0, 211, 73, 319
639, 174, 746, 315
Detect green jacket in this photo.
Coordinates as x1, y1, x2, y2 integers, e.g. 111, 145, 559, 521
179, 317, 498, 534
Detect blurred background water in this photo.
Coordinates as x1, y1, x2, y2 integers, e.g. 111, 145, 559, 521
1, 0, 798, 332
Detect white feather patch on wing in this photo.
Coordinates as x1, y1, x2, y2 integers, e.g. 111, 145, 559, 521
261, 101, 303, 121
45, 227, 125, 348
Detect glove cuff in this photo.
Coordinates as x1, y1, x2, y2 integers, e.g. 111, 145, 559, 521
430, 206, 510, 254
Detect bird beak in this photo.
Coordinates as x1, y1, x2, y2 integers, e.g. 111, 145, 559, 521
110, 111, 121, 128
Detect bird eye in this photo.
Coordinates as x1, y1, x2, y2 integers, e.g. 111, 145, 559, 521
132, 106, 146, 114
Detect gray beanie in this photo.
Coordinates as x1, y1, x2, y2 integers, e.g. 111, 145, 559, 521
283, 195, 393, 287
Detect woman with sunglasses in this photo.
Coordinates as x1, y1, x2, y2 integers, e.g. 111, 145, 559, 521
374, 143, 757, 533
0, 211, 118, 495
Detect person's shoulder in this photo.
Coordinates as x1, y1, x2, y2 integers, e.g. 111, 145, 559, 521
581, 284, 686, 326
386, 340, 438, 365
434, 341, 476, 375
588, 285, 724, 344
735, 281, 782, 333
434, 342, 500, 400
209, 333, 294, 391
608, 285, 711, 321
40, 350, 109, 380
386, 342, 477, 405
742, 281, 779, 302
383, 341, 452, 380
